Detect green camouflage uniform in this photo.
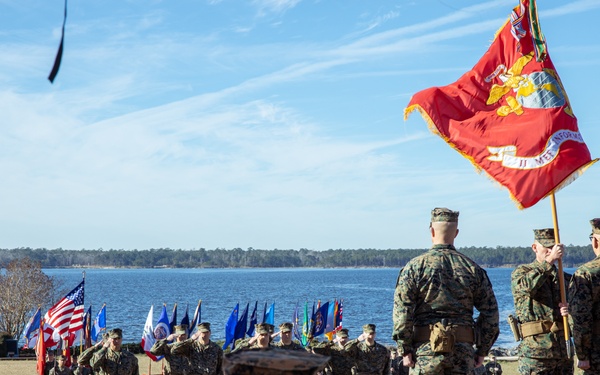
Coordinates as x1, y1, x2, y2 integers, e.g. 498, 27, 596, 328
311, 341, 355, 375
345, 340, 390, 375
275, 341, 306, 351
77, 345, 102, 375
90, 347, 139, 375
78, 346, 99, 366
511, 260, 573, 374
231, 337, 271, 352
150, 338, 193, 375
49, 366, 73, 375
45, 360, 57, 375
171, 339, 223, 375
72, 366, 93, 375
393, 244, 499, 374
568, 255, 600, 374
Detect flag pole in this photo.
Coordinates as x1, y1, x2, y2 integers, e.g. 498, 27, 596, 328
549, 193, 572, 358
80, 271, 86, 354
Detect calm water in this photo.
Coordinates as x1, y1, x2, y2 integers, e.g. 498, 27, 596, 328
37, 267, 575, 349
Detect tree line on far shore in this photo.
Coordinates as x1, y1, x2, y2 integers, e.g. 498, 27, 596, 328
0, 245, 595, 269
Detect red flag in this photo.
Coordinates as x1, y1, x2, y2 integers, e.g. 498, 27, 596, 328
44, 280, 85, 339
35, 319, 46, 375
404, 0, 596, 209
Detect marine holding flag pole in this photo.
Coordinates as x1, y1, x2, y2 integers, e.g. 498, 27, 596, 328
404, 0, 596, 357
48, 0, 68, 83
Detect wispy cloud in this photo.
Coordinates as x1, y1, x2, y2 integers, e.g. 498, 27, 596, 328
252, 0, 302, 16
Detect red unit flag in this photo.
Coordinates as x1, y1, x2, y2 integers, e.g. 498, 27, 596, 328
405, 0, 596, 209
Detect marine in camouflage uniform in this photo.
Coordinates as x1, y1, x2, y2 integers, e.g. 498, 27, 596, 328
50, 355, 73, 375
231, 323, 274, 352
511, 228, 573, 374
150, 324, 192, 375
77, 333, 108, 375
45, 350, 57, 375
274, 322, 305, 351
171, 322, 223, 375
393, 208, 499, 375
345, 324, 390, 375
222, 346, 330, 375
311, 329, 355, 375
568, 218, 600, 374
90, 328, 139, 375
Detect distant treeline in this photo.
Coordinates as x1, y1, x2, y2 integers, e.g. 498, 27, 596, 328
0, 245, 595, 269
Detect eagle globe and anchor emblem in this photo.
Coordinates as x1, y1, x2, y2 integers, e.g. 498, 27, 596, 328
484, 52, 583, 170
485, 52, 572, 116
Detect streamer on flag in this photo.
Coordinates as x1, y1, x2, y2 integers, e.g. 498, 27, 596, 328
404, 0, 596, 209
44, 280, 85, 339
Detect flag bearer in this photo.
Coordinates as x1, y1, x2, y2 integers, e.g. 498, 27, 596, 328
511, 228, 573, 374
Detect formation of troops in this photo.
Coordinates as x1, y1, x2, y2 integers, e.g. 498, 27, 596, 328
40, 208, 600, 374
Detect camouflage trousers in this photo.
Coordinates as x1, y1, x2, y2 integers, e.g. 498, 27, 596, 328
517, 356, 573, 374
409, 342, 474, 375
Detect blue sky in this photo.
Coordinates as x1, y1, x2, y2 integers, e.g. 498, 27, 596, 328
1, 0, 599, 251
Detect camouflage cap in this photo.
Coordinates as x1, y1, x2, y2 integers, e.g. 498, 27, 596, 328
222, 348, 330, 375
279, 322, 293, 333
335, 329, 349, 338
174, 324, 188, 335
591, 218, 600, 235
57, 354, 66, 361
534, 228, 555, 248
198, 322, 211, 332
362, 324, 376, 333
255, 323, 271, 335
431, 207, 459, 223
108, 328, 123, 339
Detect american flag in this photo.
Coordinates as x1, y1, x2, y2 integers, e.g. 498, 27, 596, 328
44, 280, 85, 339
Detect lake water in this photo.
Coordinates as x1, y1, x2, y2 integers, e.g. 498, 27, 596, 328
38, 267, 574, 349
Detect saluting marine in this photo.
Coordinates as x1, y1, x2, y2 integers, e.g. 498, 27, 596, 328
171, 322, 223, 375
90, 328, 139, 375
345, 324, 390, 375
273, 322, 304, 350
150, 324, 192, 375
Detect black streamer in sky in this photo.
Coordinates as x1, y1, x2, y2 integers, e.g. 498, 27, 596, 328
48, 0, 68, 83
